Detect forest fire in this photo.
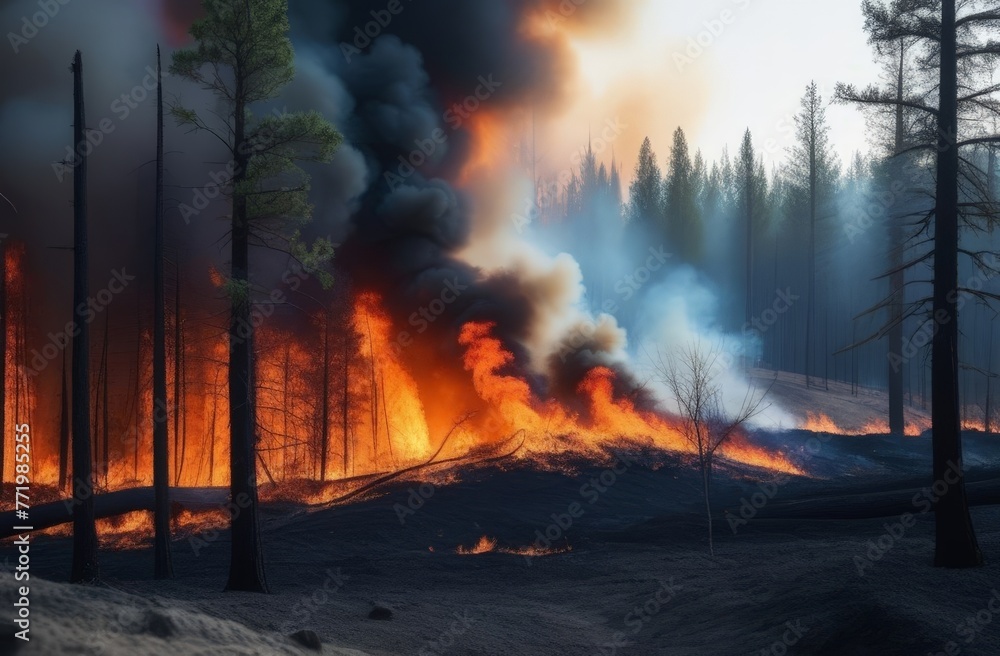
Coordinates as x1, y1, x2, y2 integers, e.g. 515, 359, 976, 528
2, 246, 803, 528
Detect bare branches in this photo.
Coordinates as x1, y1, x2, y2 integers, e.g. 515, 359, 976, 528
835, 83, 939, 116
649, 341, 772, 555
650, 341, 771, 463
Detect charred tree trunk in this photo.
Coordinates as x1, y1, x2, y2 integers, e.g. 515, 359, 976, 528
152, 46, 173, 579
342, 330, 350, 478
92, 314, 104, 469
367, 316, 379, 470
381, 371, 395, 468
225, 63, 268, 593
320, 309, 331, 481
888, 42, 907, 438
101, 309, 110, 488
208, 370, 218, 487
133, 294, 141, 482
932, 0, 982, 568
60, 351, 70, 491
70, 50, 99, 584
173, 259, 182, 486
986, 330, 994, 435
282, 344, 291, 479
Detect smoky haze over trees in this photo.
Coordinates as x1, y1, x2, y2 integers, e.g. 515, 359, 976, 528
4, 0, 1000, 601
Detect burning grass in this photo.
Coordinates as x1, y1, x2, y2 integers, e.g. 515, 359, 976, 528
455, 535, 572, 558
800, 412, 931, 437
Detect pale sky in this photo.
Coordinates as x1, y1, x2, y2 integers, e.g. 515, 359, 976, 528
546, 0, 884, 178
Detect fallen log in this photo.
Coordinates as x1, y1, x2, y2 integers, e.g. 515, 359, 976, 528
0, 422, 525, 540
748, 477, 1000, 520
0, 487, 229, 539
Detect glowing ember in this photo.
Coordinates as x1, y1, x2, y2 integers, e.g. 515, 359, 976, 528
499, 544, 572, 558
454, 535, 572, 557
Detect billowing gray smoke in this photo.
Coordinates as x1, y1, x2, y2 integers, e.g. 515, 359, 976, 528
283, 0, 653, 404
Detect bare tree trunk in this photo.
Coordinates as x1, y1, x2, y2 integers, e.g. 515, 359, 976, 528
282, 343, 290, 480
92, 314, 104, 470
152, 46, 173, 579
986, 330, 993, 435
342, 331, 350, 478
932, 0, 982, 568
173, 259, 182, 486
60, 351, 70, 492
134, 294, 141, 482
703, 464, 713, 557
888, 42, 907, 437
320, 309, 331, 481
366, 314, 378, 470
208, 370, 218, 487
70, 50, 99, 584
101, 309, 110, 488
381, 371, 395, 469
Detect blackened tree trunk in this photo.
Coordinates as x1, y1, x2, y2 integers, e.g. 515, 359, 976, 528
175, 261, 189, 486
320, 308, 331, 481
101, 309, 109, 487
343, 332, 350, 478
59, 351, 70, 491
134, 295, 141, 481
170, 0, 340, 591
225, 71, 268, 593
70, 50, 99, 584
888, 43, 907, 437
152, 46, 173, 579
932, 0, 981, 568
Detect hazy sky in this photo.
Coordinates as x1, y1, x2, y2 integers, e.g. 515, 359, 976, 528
548, 0, 884, 178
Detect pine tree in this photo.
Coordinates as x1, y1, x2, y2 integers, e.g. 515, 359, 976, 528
627, 136, 663, 232
171, 0, 342, 592
665, 128, 701, 261
838, 0, 1000, 568
786, 82, 839, 386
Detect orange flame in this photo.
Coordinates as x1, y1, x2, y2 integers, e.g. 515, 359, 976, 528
8, 289, 806, 547
457, 110, 507, 183
456, 535, 498, 555
802, 413, 929, 437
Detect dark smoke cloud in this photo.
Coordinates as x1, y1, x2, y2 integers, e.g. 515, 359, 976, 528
0, 0, 648, 429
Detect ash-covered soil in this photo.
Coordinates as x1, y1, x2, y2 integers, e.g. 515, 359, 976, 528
2, 430, 1000, 656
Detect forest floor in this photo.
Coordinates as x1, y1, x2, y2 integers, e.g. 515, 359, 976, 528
2, 429, 1000, 655
2, 375, 1000, 655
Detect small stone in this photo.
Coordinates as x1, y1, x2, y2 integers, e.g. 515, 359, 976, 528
143, 610, 176, 638
368, 605, 393, 621
289, 629, 323, 651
